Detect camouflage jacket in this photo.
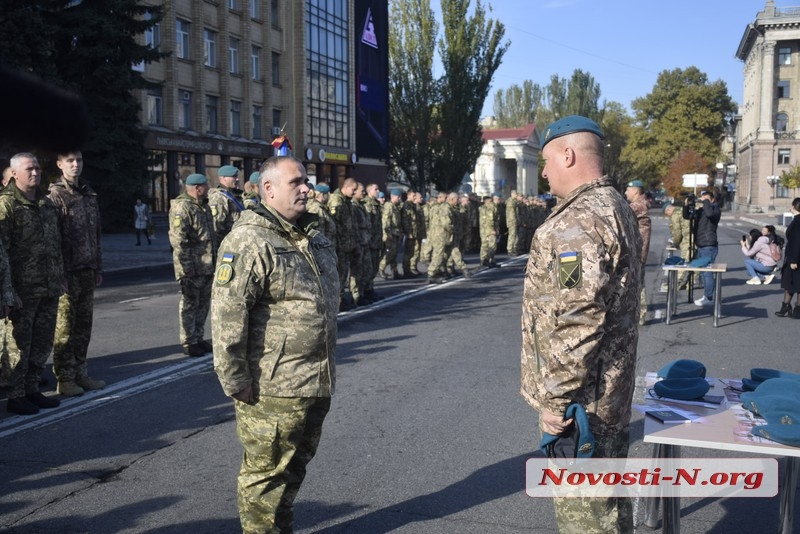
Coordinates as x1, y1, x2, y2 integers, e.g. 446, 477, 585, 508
362, 196, 383, 249
506, 197, 519, 227
0, 183, 64, 299
168, 192, 217, 280
670, 208, 693, 258
306, 197, 337, 248
381, 201, 402, 240
520, 176, 641, 436
208, 186, 244, 245
414, 203, 427, 240
211, 204, 339, 398
400, 201, 420, 238
0, 241, 13, 307
48, 176, 103, 273
428, 202, 455, 245
479, 203, 498, 238
352, 201, 371, 247
629, 196, 651, 265
328, 189, 354, 252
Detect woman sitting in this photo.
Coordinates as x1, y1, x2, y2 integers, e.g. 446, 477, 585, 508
741, 228, 777, 284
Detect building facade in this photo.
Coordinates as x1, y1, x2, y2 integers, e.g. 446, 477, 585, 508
137, 0, 388, 211
736, 0, 800, 213
471, 123, 540, 197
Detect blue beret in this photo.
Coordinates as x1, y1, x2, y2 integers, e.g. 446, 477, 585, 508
664, 256, 684, 265
751, 424, 800, 447
390, 188, 403, 196
751, 368, 800, 383
541, 115, 604, 149
218, 165, 239, 177
740, 378, 800, 446
378, 191, 385, 198
627, 180, 645, 188
540, 404, 596, 459
249, 171, 260, 184
687, 256, 713, 268
314, 183, 330, 193
657, 359, 706, 379
653, 377, 710, 401
186, 173, 207, 185
492, 191, 502, 197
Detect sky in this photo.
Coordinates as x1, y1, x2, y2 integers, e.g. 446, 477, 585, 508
471, 0, 791, 120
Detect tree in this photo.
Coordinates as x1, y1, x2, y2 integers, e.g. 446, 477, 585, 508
388, 0, 439, 193
662, 148, 713, 198
492, 80, 543, 128
621, 67, 737, 189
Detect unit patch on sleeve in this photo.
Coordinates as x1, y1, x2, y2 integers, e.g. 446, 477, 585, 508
215, 252, 237, 285
558, 251, 582, 289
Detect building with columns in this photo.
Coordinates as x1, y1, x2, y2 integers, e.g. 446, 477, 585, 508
471, 123, 540, 197
136, 0, 388, 211
735, 0, 800, 213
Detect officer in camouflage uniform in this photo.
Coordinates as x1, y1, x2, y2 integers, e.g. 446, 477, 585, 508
400, 191, 423, 277
349, 183, 370, 305
48, 151, 106, 397
478, 195, 499, 267
506, 190, 520, 255
0, 153, 64, 415
378, 189, 403, 279
420, 193, 439, 264
446, 195, 472, 276
305, 183, 337, 247
328, 178, 357, 310
168, 173, 217, 357
520, 117, 641, 533
667, 201, 695, 289
211, 156, 338, 534
427, 192, 458, 283
208, 164, 244, 246
626, 180, 651, 325
410, 192, 427, 271
242, 171, 261, 209
363, 183, 384, 302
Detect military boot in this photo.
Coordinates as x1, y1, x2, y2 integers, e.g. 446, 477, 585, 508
57, 381, 85, 397
76, 376, 106, 391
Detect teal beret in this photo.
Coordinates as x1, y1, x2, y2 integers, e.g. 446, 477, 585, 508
653, 377, 710, 401
492, 191, 502, 197
541, 115, 604, 149
740, 378, 800, 446
627, 180, 645, 188
314, 183, 330, 193
390, 188, 403, 196
186, 173, 207, 185
540, 403, 596, 459
219, 165, 238, 177
657, 359, 707, 379
751, 424, 800, 447
751, 368, 800, 383
249, 171, 260, 184
378, 191, 385, 198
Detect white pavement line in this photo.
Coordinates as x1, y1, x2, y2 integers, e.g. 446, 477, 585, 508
0, 357, 212, 439
119, 296, 150, 304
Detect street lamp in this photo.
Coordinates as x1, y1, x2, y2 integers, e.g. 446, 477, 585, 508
766, 175, 780, 212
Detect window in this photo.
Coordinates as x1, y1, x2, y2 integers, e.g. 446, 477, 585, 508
229, 37, 240, 74
271, 51, 280, 85
778, 80, 790, 99
147, 88, 163, 125
780, 47, 792, 65
179, 90, 192, 130
228, 0, 237, 9
272, 108, 282, 130
230, 100, 241, 136
779, 148, 791, 165
176, 19, 190, 59
204, 29, 217, 67
778, 184, 790, 198
251, 45, 261, 80
145, 12, 160, 49
271, 0, 279, 26
777, 112, 789, 132
206, 95, 219, 133
250, 0, 259, 18
253, 105, 263, 139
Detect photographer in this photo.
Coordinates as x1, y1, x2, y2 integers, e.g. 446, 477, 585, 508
741, 228, 777, 285
684, 189, 721, 306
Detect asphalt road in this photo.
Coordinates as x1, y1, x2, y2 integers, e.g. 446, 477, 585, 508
1, 212, 799, 533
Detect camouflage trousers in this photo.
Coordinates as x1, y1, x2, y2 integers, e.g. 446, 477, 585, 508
446, 241, 468, 272
552, 430, 634, 534
427, 241, 453, 278
348, 246, 366, 301
480, 233, 497, 264
235, 395, 331, 534
1, 295, 59, 398
402, 237, 420, 275
420, 238, 433, 264
179, 275, 212, 347
507, 226, 519, 255
53, 269, 97, 382
365, 247, 382, 292
378, 236, 399, 275
336, 248, 351, 299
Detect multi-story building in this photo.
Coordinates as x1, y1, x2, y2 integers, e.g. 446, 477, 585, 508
736, 0, 800, 214
136, 0, 388, 211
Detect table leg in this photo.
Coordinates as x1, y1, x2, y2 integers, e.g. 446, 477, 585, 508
665, 271, 674, 325
713, 272, 722, 327
779, 456, 799, 534
644, 443, 681, 533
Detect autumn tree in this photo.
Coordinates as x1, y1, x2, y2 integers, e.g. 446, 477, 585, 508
662, 148, 713, 198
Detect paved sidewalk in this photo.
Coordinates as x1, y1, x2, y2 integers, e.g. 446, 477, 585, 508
102, 230, 173, 274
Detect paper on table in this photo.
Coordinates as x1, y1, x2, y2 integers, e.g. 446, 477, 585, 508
634, 403, 705, 422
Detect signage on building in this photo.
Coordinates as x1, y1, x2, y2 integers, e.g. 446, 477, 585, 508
361, 8, 378, 49
145, 131, 269, 158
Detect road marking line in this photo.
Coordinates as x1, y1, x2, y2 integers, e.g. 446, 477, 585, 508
119, 296, 151, 304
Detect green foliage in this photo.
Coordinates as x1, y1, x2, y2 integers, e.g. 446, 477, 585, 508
781, 163, 800, 189
492, 80, 543, 128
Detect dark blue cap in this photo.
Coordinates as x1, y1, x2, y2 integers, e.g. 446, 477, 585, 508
653, 377, 710, 401
541, 115, 604, 149
657, 359, 707, 379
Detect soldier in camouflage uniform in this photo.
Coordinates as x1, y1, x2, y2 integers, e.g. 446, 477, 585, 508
211, 156, 338, 534
667, 201, 695, 288
400, 191, 423, 277
363, 184, 384, 302
305, 183, 337, 248
626, 180, 652, 325
427, 192, 457, 283
0, 153, 64, 415
520, 117, 641, 533
378, 189, 403, 279
478, 195, 499, 267
168, 173, 217, 357
506, 190, 520, 255
328, 178, 357, 310
242, 171, 261, 209
446, 195, 472, 276
48, 151, 106, 397
420, 193, 439, 264
350, 183, 370, 305
410, 192, 427, 271
208, 164, 244, 246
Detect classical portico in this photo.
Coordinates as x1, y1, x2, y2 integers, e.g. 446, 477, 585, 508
471, 124, 540, 197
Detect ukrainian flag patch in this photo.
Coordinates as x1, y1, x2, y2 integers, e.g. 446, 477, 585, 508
216, 252, 236, 285
558, 251, 582, 289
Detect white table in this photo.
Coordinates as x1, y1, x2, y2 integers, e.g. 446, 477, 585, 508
643, 379, 800, 533
662, 263, 727, 327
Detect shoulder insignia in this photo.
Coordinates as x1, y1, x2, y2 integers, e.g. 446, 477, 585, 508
172, 216, 182, 227
211, 205, 218, 217
215, 263, 234, 285
330, 206, 337, 214
558, 251, 582, 289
